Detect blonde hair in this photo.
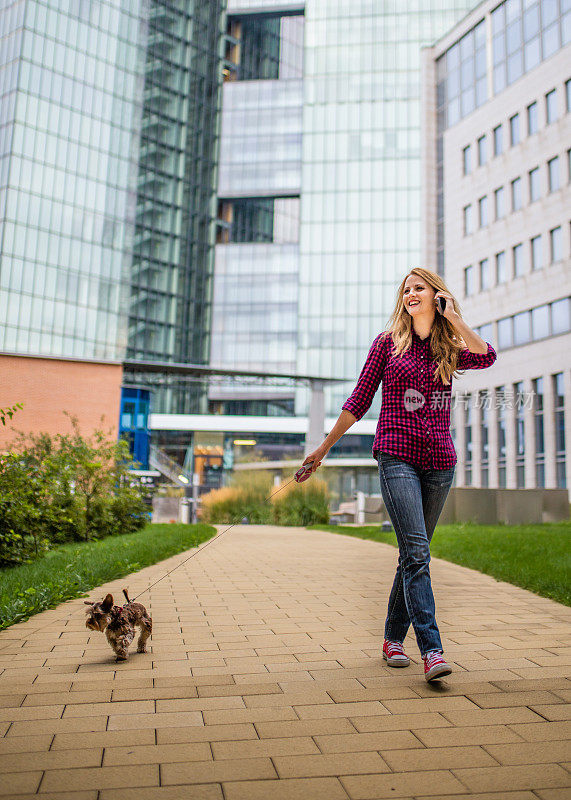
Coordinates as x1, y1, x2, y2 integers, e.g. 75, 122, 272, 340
379, 267, 469, 386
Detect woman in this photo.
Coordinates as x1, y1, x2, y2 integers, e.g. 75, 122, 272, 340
304, 267, 497, 681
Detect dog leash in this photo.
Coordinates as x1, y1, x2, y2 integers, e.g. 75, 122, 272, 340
129, 461, 315, 602
16, 462, 316, 637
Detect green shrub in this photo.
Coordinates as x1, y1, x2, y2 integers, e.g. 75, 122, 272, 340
200, 485, 272, 524
200, 474, 330, 526
271, 478, 330, 526
0, 414, 149, 566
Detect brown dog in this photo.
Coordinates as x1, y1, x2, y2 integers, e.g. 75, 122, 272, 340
84, 589, 152, 661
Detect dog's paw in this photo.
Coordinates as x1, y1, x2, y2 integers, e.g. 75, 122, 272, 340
115, 654, 128, 662
136, 646, 148, 654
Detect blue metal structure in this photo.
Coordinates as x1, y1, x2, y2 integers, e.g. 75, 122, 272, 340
119, 387, 151, 469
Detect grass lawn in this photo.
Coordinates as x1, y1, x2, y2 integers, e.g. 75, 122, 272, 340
308, 521, 571, 607
0, 523, 216, 630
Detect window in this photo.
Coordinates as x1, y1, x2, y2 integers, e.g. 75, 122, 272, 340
480, 389, 490, 487
554, 373, 566, 489
532, 305, 549, 339
496, 250, 507, 283
533, 376, 545, 487
480, 258, 490, 290
480, 322, 493, 343
513, 242, 524, 276
464, 264, 475, 295
463, 204, 473, 235
552, 298, 571, 334
548, 156, 560, 192
545, 89, 557, 123
511, 177, 522, 211
531, 234, 542, 270
509, 113, 520, 145
494, 186, 505, 219
463, 144, 472, 175
498, 319, 512, 349
496, 383, 507, 487
527, 101, 538, 135
550, 226, 562, 262
514, 311, 531, 345
515, 379, 525, 488
464, 399, 472, 486
523, 3, 541, 71
478, 195, 488, 227
493, 124, 503, 155
529, 166, 540, 201
477, 135, 487, 166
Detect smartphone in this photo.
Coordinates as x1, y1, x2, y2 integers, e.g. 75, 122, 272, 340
436, 296, 446, 314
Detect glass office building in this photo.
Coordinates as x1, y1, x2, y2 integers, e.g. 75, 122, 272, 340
125, 1, 227, 415
211, 0, 480, 423
0, 0, 145, 361
209, 10, 303, 416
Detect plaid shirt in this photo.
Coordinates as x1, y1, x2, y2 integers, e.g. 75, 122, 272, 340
342, 329, 497, 470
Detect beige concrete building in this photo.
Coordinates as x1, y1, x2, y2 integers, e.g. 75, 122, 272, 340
422, 0, 571, 500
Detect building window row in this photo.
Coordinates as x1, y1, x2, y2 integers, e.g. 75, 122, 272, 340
439, 1, 571, 132
492, 0, 571, 95
462, 77, 571, 175
463, 150, 568, 235
458, 373, 566, 491
465, 224, 568, 294
470, 296, 571, 353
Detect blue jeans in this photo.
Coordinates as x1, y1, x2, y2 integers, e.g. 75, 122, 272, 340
376, 450, 455, 657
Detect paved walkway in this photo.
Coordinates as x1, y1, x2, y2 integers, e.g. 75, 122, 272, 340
0, 525, 570, 800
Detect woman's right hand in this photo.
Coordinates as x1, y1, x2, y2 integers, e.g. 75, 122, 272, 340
302, 445, 330, 473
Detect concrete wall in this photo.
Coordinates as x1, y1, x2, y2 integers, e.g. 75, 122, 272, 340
441, 487, 569, 525
343, 488, 569, 525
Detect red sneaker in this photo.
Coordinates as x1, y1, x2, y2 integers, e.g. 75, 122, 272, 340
423, 650, 452, 681
382, 639, 410, 667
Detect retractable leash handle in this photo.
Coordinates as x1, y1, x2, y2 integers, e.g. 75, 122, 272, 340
294, 461, 315, 483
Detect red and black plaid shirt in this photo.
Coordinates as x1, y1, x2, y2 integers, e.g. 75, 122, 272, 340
342, 329, 497, 470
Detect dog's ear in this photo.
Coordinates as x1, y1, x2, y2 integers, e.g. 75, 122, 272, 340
84, 601, 93, 605
101, 594, 114, 612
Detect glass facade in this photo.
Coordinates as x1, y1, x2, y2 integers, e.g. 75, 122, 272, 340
491, 0, 570, 93
210, 242, 298, 373
211, 9, 303, 411
218, 197, 300, 244
232, 13, 304, 81
125, 0, 226, 415
0, 0, 146, 360
299, 0, 478, 416
218, 79, 303, 197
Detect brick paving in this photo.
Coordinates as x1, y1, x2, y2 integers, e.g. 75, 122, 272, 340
0, 524, 570, 799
